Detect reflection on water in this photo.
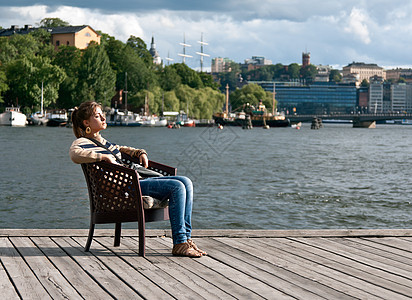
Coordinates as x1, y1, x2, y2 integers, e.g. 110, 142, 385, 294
1, 124, 411, 229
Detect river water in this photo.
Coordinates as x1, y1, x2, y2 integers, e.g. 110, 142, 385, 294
1, 123, 411, 230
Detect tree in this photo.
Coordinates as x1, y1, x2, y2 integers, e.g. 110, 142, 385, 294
53, 46, 82, 109
229, 84, 274, 112
171, 63, 203, 89
329, 69, 342, 82
360, 79, 370, 87
6, 55, 66, 108
126, 35, 153, 66
0, 69, 8, 103
287, 63, 300, 79
300, 64, 318, 83
77, 43, 116, 106
159, 65, 181, 91
39, 18, 70, 28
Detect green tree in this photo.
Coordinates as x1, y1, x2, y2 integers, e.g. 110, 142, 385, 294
229, 84, 274, 112
329, 69, 342, 82
159, 65, 181, 91
6, 55, 66, 108
287, 63, 300, 79
0, 69, 8, 103
171, 63, 203, 89
39, 18, 70, 27
199, 72, 220, 90
77, 43, 116, 106
126, 35, 153, 66
360, 79, 370, 87
300, 64, 318, 83
53, 46, 82, 108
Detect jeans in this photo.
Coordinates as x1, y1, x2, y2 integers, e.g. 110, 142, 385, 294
139, 176, 193, 245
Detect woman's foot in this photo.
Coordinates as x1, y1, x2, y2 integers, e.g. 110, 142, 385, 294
172, 242, 202, 258
188, 239, 207, 256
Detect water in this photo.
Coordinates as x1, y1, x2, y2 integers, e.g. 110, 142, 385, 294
1, 124, 411, 230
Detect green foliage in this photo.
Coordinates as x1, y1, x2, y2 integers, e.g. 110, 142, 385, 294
229, 84, 275, 112
329, 69, 342, 82
6, 55, 66, 108
126, 35, 153, 66
39, 18, 70, 27
0, 69, 8, 103
360, 79, 370, 87
171, 63, 203, 89
77, 43, 116, 106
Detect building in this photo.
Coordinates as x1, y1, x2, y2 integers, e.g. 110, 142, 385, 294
211, 57, 235, 73
241, 56, 272, 71
342, 62, 386, 85
302, 52, 310, 67
386, 68, 412, 83
249, 81, 357, 114
369, 76, 384, 113
314, 65, 332, 82
0, 25, 100, 50
149, 36, 162, 65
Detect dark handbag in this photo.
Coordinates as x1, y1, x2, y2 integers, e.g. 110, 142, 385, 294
85, 137, 163, 178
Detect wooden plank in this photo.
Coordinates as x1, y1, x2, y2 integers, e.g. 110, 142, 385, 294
291, 237, 412, 278
96, 236, 205, 300
260, 237, 412, 298
335, 238, 412, 266
72, 236, 173, 300
365, 237, 412, 253
31, 236, 111, 299
52, 237, 142, 299
9, 237, 83, 299
205, 237, 377, 299
146, 237, 254, 299
0, 258, 20, 299
0, 238, 51, 299
1, 228, 412, 238
192, 238, 331, 299
355, 238, 412, 260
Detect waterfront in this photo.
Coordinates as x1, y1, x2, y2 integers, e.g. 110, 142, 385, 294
1, 124, 411, 230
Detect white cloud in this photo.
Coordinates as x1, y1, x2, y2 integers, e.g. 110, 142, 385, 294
344, 8, 371, 44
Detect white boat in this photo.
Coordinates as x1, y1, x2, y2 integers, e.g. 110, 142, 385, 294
0, 107, 27, 126
30, 111, 48, 125
106, 109, 142, 126
140, 116, 167, 127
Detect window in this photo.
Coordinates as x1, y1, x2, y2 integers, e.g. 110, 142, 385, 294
56, 40, 60, 46
85, 32, 91, 37
67, 41, 69, 45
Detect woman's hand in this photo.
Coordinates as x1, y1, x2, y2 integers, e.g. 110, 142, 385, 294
139, 153, 149, 168
101, 154, 117, 164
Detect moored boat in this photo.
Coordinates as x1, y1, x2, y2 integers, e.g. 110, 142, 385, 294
106, 109, 142, 126
46, 110, 68, 127
0, 107, 27, 126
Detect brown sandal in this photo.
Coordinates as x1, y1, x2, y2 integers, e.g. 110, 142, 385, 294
172, 242, 202, 258
188, 239, 207, 256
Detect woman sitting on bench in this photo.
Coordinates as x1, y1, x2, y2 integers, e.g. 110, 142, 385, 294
69, 101, 206, 258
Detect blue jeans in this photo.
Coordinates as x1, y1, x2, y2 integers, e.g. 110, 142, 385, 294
139, 176, 193, 245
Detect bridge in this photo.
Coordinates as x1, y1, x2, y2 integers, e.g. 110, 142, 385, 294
287, 113, 412, 128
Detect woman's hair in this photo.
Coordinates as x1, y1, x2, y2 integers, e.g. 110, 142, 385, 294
71, 101, 102, 138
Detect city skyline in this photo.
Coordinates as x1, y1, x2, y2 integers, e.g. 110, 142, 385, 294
1, 1, 412, 71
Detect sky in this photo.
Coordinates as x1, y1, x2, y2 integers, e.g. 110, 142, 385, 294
1, 1, 412, 71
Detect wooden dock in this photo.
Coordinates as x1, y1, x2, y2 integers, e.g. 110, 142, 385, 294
1, 229, 411, 299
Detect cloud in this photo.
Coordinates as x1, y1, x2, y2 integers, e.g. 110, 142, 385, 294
344, 8, 371, 44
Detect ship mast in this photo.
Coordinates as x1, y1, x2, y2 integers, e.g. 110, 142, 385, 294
225, 84, 229, 116
196, 33, 210, 72
178, 33, 192, 64
272, 82, 276, 115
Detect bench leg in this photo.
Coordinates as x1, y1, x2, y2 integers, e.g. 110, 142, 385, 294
138, 221, 145, 256
84, 223, 95, 252
114, 223, 121, 247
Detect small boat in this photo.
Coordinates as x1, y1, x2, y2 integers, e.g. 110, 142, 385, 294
30, 111, 48, 125
0, 107, 27, 126
140, 115, 167, 127
106, 109, 142, 126
46, 110, 68, 127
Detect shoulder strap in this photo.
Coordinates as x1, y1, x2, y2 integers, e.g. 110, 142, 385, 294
85, 137, 125, 165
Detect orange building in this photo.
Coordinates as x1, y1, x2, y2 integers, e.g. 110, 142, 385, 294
49, 26, 100, 50
0, 25, 100, 50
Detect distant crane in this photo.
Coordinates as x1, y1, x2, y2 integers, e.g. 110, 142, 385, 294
196, 33, 210, 72
178, 33, 192, 64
